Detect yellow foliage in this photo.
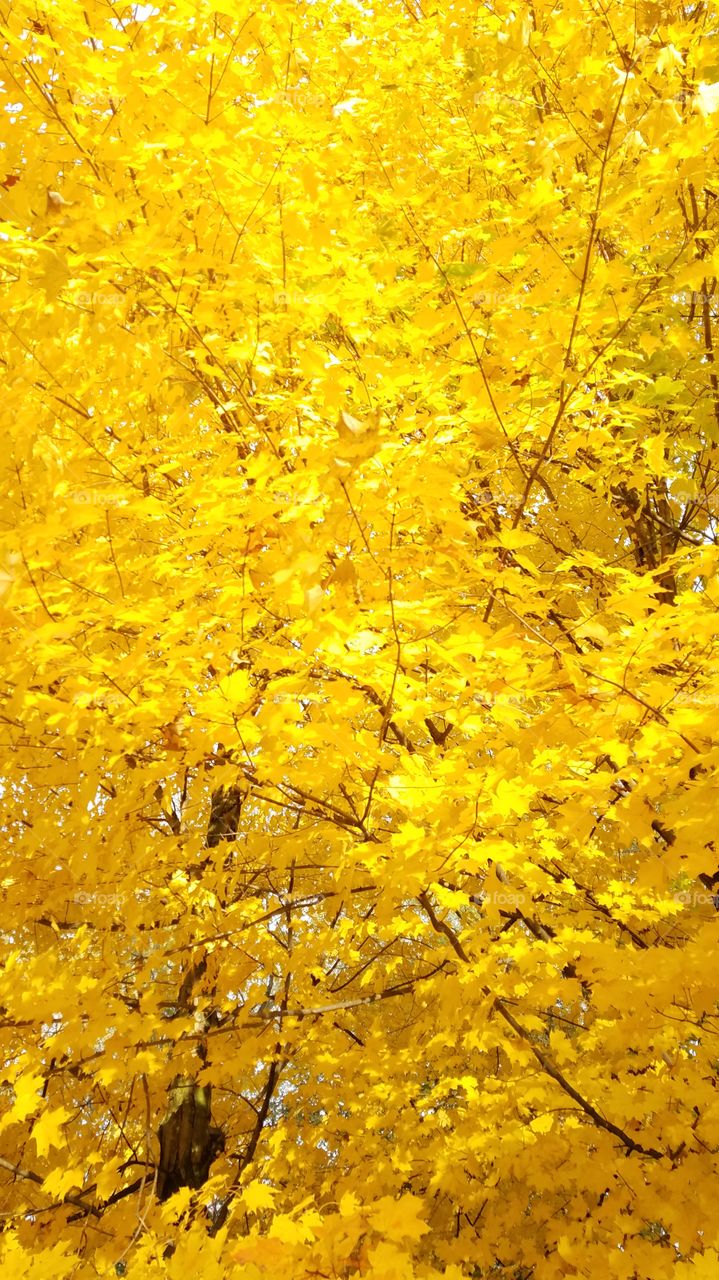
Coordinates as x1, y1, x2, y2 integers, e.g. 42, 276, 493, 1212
1, 1, 719, 1277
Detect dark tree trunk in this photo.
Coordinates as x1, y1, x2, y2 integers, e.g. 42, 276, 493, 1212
156, 1077, 225, 1201
206, 784, 243, 847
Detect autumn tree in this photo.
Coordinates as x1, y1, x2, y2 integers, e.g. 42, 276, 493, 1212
2, 1, 719, 1277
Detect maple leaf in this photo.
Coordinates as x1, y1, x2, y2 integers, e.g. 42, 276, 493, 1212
368, 1194, 430, 1243
242, 1179, 276, 1213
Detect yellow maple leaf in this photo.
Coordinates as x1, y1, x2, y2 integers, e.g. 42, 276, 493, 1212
269, 1213, 316, 1245
368, 1194, 429, 1243
242, 1179, 276, 1213
366, 1239, 414, 1277
0, 1073, 44, 1130
32, 1104, 72, 1158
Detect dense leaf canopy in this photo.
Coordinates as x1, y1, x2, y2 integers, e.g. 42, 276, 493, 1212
2, 1, 719, 1276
